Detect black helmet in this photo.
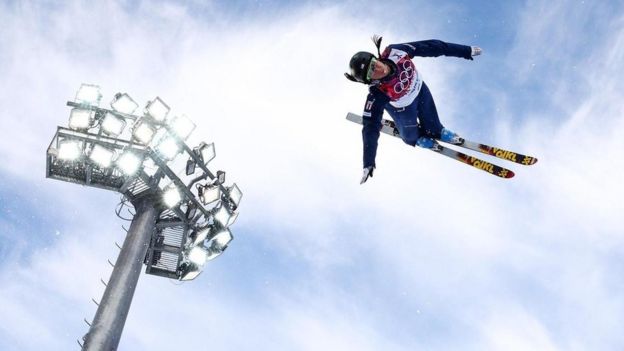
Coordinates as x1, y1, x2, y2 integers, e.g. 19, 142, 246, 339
345, 51, 376, 84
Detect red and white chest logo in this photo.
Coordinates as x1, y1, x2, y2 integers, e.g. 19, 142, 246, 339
379, 56, 416, 101
392, 60, 415, 94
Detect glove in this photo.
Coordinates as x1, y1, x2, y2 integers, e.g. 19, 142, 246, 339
360, 166, 375, 184
471, 46, 482, 58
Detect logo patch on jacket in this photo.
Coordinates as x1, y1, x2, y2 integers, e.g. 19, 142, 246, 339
365, 100, 374, 111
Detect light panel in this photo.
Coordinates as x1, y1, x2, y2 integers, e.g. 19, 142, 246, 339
180, 269, 201, 281
228, 184, 242, 207
89, 144, 115, 168
214, 204, 231, 226
199, 142, 215, 165
199, 184, 221, 205
163, 185, 182, 208
101, 113, 127, 137
188, 247, 208, 266
192, 227, 210, 246
205, 229, 233, 261
206, 249, 223, 261
227, 211, 239, 227
116, 151, 142, 175
156, 136, 180, 160
148, 128, 167, 148
75, 84, 102, 106
185, 158, 196, 175
145, 97, 170, 122
216, 171, 225, 184
211, 229, 233, 249
111, 93, 138, 114
69, 108, 94, 130
170, 115, 196, 140
58, 140, 82, 160
132, 121, 156, 144
142, 157, 158, 177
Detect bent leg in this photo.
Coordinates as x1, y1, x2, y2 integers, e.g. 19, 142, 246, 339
416, 82, 444, 138
385, 104, 420, 146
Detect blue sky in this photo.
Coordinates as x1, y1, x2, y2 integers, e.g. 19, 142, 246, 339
1, 0, 623, 350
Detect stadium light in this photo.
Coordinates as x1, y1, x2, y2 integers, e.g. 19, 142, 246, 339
111, 93, 138, 114
210, 228, 233, 248
187, 142, 215, 175
227, 211, 239, 227
58, 140, 83, 160
145, 97, 170, 122
163, 185, 182, 208
188, 246, 208, 265
75, 84, 102, 106
186, 159, 196, 175
69, 108, 94, 130
198, 184, 221, 205
179, 262, 202, 281
228, 183, 242, 208
132, 120, 157, 144
179, 247, 208, 281
116, 151, 142, 175
205, 229, 233, 260
170, 115, 196, 140
101, 112, 127, 137
46, 84, 243, 350
191, 227, 210, 246
198, 142, 215, 165
156, 136, 180, 160
216, 170, 226, 184
214, 203, 232, 227
89, 144, 115, 168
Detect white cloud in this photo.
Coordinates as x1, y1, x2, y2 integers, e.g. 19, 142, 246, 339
1, 1, 623, 350
480, 303, 559, 351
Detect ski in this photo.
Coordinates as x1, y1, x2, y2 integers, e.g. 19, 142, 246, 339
346, 113, 537, 165
346, 113, 515, 179
440, 139, 538, 166
432, 144, 514, 178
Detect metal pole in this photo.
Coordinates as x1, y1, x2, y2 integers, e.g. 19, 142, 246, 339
82, 196, 159, 351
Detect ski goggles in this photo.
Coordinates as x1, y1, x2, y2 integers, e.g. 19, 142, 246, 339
366, 57, 377, 81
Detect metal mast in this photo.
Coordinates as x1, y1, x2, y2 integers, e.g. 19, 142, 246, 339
82, 196, 158, 350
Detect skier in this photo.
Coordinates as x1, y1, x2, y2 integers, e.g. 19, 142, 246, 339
345, 36, 482, 184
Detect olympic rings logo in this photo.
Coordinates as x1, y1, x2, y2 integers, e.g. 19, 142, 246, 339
393, 60, 415, 94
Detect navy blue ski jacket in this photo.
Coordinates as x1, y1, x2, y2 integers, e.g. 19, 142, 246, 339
361, 39, 472, 168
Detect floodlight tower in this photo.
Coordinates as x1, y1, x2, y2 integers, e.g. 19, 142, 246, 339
46, 84, 242, 350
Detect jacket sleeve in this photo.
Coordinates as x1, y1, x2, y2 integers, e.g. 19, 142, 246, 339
389, 40, 472, 60
362, 88, 389, 168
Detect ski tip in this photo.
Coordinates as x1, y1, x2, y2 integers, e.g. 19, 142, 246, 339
521, 156, 538, 166
498, 169, 515, 179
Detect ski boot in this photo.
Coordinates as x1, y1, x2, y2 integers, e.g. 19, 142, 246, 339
440, 128, 464, 145
416, 136, 442, 151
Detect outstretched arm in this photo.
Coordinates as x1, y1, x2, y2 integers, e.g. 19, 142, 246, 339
389, 39, 475, 60
362, 89, 389, 170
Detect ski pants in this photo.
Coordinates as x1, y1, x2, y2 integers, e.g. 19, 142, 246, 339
385, 82, 444, 146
